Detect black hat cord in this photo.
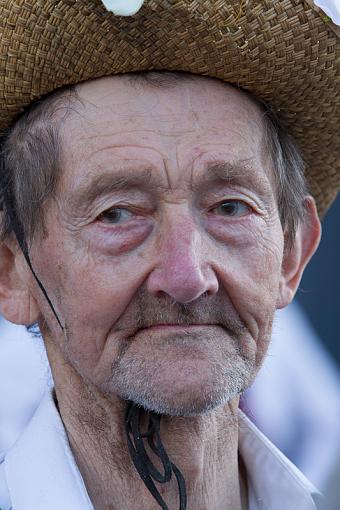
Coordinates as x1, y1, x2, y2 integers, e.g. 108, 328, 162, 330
1, 186, 64, 330
125, 402, 187, 510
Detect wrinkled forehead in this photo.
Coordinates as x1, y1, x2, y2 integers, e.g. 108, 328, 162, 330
58, 74, 268, 184
63, 74, 265, 145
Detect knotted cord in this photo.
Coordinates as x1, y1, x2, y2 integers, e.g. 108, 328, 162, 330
125, 402, 187, 510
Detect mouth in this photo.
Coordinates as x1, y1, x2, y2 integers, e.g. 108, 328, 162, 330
136, 324, 218, 333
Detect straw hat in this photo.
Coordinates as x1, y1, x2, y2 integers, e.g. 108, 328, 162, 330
0, 0, 339, 215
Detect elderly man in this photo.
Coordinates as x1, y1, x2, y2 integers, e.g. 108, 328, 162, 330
0, 1, 338, 509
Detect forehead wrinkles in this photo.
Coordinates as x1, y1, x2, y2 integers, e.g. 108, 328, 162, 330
67, 75, 265, 137
57, 76, 270, 190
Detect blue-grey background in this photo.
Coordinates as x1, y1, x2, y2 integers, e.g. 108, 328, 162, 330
297, 196, 340, 367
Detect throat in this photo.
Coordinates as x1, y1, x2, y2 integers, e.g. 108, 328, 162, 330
125, 401, 187, 510
53, 379, 245, 510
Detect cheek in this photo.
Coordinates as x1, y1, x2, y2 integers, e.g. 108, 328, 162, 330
217, 227, 283, 342
38, 240, 155, 366
54, 222, 155, 321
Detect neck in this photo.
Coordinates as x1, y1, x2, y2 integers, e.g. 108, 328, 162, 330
48, 343, 247, 510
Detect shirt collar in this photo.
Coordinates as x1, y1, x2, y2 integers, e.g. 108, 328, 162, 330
3, 389, 94, 510
238, 410, 322, 509
1, 390, 321, 510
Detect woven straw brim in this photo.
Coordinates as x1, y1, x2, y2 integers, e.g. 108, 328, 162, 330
0, 0, 339, 216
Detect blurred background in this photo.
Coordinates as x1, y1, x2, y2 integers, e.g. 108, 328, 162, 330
0, 196, 339, 509
297, 197, 340, 368
297, 196, 340, 510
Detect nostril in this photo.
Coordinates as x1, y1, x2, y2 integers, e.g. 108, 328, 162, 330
200, 291, 210, 299
146, 263, 219, 304
154, 289, 171, 300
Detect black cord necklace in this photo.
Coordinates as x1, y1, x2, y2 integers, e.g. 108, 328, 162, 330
125, 402, 187, 510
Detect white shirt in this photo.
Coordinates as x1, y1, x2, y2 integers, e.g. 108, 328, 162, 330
0, 319, 50, 455
242, 303, 340, 490
0, 389, 322, 510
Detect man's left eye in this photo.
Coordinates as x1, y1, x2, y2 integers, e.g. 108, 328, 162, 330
98, 207, 134, 224
213, 200, 251, 217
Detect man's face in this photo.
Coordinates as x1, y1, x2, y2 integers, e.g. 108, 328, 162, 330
30, 75, 285, 416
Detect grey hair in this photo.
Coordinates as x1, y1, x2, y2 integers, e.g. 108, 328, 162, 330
0, 71, 308, 250
0, 87, 78, 242
253, 94, 308, 248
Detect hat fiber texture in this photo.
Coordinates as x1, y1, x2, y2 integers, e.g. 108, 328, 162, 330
0, 0, 339, 215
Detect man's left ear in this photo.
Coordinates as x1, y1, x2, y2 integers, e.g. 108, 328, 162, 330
276, 196, 321, 309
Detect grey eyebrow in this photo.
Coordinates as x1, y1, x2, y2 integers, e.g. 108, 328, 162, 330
199, 161, 254, 185
65, 168, 159, 214
194, 161, 272, 199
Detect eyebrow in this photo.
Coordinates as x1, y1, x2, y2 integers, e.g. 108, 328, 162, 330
202, 161, 257, 183
195, 161, 272, 198
66, 168, 159, 214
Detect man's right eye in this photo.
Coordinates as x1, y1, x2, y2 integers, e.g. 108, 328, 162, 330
98, 207, 134, 224
212, 200, 252, 218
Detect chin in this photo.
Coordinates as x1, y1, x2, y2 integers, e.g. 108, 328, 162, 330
101, 336, 256, 416
106, 366, 254, 417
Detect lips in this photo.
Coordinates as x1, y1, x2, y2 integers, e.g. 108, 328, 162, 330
144, 324, 212, 330
135, 324, 219, 334
119, 323, 219, 341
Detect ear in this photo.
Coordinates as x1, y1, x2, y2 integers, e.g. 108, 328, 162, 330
0, 237, 40, 325
276, 196, 321, 309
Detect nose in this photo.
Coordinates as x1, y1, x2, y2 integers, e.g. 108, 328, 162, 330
146, 216, 219, 303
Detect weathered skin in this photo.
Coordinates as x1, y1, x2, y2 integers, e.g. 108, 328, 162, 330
0, 75, 321, 509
